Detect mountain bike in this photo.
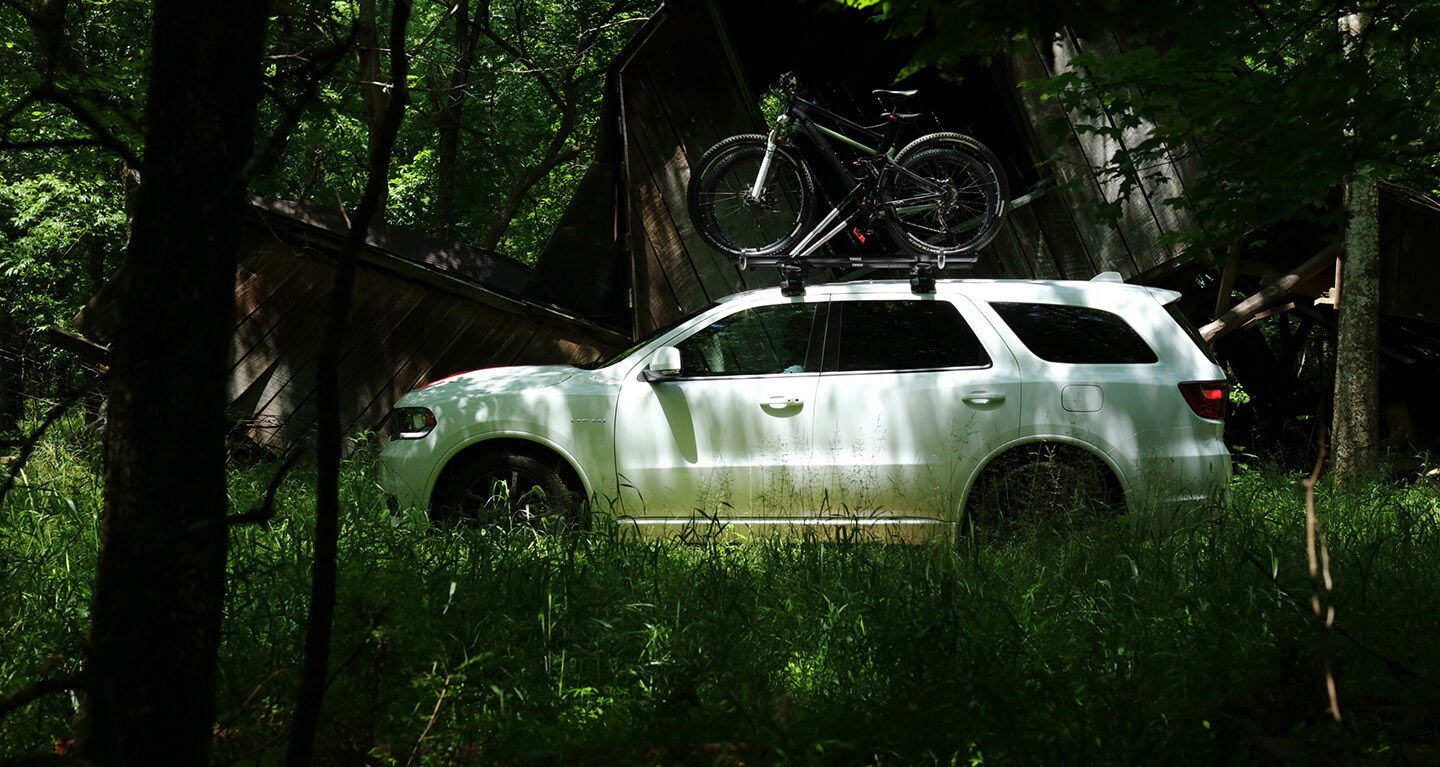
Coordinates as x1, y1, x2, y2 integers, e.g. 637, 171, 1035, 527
687, 73, 1009, 273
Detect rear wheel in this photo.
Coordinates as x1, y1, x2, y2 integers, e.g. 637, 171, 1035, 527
688, 134, 817, 258
883, 132, 1008, 262
432, 451, 579, 529
964, 444, 1120, 539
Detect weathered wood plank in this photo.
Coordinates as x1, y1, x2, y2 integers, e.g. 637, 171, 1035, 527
1039, 34, 1152, 275
1003, 49, 1135, 276
624, 66, 737, 304
1067, 32, 1190, 267
1005, 205, 1062, 280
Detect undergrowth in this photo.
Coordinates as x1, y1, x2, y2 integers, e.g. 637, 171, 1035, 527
3, 416, 1440, 765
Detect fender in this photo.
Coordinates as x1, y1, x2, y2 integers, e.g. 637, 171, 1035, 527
955, 433, 1135, 518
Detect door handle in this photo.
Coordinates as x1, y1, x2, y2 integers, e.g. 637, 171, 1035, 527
962, 391, 1007, 406
761, 395, 803, 408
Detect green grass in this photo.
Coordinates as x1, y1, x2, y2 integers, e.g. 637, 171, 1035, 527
4, 418, 1440, 764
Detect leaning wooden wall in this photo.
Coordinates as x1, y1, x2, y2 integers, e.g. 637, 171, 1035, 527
78, 227, 629, 453
226, 232, 626, 450
618, 0, 779, 334
996, 32, 1197, 281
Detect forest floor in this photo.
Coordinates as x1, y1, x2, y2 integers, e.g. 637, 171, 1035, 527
4, 418, 1440, 765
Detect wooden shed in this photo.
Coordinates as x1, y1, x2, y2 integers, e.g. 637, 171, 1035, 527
75, 199, 629, 450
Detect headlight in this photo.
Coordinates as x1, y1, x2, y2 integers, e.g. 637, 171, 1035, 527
391, 407, 436, 439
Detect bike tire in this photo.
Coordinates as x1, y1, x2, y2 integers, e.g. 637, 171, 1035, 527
687, 134, 817, 258
882, 132, 1009, 261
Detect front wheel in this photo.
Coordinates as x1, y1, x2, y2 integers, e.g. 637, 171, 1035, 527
882, 132, 1008, 262
688, 134, 817, 258
432, 451, 579, 530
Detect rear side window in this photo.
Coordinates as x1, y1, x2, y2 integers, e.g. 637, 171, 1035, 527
830, 300, 990, 372
990, 302, 1157, 364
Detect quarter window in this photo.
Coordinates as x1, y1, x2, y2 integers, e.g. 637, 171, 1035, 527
990, 302, 1158, 364
676, 303, 820, 376
831, 300, 990, 372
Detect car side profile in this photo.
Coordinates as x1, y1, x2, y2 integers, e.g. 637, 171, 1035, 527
378, 277, 1230, 538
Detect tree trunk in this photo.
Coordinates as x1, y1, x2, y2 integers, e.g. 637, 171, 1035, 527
435, 0, 483, 242
1331, 8, 1381, 483
1332, 171, 1381, 481
75, 1, 267, 764
357, 0, 391, 219
285, 1, 411, 762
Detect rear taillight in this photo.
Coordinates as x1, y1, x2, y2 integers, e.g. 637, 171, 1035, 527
1179, 381, 1228, 421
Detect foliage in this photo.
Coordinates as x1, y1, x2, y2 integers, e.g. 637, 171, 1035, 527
0, 0, 647, 366
5, 419, 1440, 763
845, 0, 1440, 249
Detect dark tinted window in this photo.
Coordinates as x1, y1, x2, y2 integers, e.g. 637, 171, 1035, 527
677, 303, 819, 376
990, 302, 1157, 364
832, 300, 990, 372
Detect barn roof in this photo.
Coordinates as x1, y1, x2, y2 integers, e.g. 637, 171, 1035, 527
248, 198, 532, 297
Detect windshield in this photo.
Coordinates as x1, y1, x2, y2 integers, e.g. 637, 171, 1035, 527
574, 304, 714, 370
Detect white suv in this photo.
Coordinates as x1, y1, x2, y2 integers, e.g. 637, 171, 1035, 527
379, 277, 1230, 538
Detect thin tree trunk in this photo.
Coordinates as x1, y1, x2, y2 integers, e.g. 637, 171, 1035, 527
1332, 171, 1380, 481
285, 1, 411, 763
436, 0, 484, 242
75, 2, 267, 764
1331, 8, 1381, 483
356, 0, 391, 219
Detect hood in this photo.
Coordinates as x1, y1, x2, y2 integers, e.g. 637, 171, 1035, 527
398, 365, 580, 405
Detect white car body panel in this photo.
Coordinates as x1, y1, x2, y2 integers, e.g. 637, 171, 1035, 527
378, 279, 1231, 538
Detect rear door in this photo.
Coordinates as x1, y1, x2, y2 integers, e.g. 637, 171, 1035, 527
809, 294, 1022, 521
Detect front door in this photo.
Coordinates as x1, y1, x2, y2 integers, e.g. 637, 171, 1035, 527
810, 295, 1022, 523
614, 297, 828, 523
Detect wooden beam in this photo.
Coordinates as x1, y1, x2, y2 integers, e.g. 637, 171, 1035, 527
1200, 245, 1337, 344
1213, 243, 1240, 318
41, 326, 110, 367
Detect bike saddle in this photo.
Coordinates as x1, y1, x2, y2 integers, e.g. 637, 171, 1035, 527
872, 88, 919, 102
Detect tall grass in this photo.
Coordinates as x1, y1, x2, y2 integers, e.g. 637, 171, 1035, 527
3, 418, 1440, 764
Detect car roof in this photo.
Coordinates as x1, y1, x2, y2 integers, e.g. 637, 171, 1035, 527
716, 278, 1181, 306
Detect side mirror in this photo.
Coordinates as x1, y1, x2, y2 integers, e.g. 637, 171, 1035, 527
641, 346, 682, 382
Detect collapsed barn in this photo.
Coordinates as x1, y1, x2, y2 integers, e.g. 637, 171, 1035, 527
67, 0, 1440, 457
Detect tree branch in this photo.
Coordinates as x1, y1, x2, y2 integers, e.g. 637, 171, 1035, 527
226, 447, 305, 527
0, 673, 87, 724
238, 31, 356, 186
29, 84, 141, 169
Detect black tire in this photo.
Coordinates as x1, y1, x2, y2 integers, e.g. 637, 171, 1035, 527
963, 444, 1120, 539
432, 451, 579, 529
883, 132, 1008, 262
688, 134, 817, 258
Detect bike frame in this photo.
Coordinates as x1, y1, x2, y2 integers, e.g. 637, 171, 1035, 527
741, 94, 955, 269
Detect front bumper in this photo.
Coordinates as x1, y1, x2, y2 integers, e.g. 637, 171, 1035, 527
378, 437, 434, 513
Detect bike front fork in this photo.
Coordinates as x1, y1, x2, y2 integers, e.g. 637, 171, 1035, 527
748, 129, 779, 202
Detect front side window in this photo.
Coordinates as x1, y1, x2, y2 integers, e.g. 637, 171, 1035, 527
676, 303, 820, 377
830, 300, 990, 372
990, 302, 1158, 364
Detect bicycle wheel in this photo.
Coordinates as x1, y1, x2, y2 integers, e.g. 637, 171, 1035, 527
882, 132, 1008, 261
688, 134, 817, 258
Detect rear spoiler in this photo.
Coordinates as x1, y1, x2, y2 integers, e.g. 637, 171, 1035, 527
1090, 271, 1182, 305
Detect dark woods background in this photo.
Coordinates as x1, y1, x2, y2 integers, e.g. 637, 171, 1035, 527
3, 0, 1440, 764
